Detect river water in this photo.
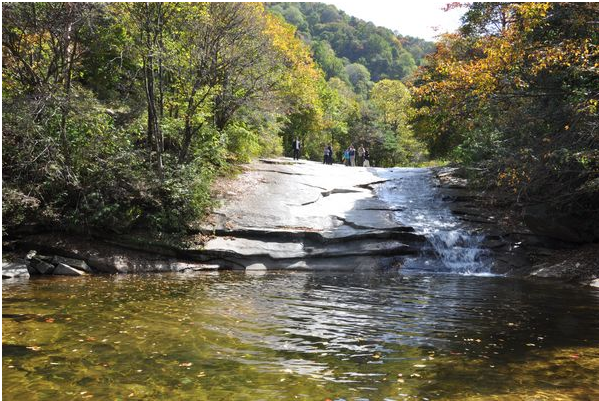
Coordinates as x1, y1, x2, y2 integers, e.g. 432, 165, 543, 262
3, 168, 599, 400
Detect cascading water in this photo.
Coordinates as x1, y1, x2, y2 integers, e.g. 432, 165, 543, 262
377, 168, 491, 275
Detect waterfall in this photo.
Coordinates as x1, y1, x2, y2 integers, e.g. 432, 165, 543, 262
377, 168, 491, 275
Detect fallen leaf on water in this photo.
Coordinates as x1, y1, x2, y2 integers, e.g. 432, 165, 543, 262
26, 346, 41, 351
179, 362, 193, 367
45, 318, 55, 323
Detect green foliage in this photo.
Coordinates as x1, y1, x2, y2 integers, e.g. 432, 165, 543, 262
311, 40, 349, 82
345, 63, 372, 97
224, 122, 261, 163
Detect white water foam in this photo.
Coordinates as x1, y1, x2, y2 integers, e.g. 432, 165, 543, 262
376, 168, 494, 275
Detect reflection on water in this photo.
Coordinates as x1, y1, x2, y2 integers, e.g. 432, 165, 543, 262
3, 271, 599, 400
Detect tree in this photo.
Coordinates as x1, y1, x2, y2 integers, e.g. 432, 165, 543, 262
371, 79, 411, 132
411, 2, 599, 239
3, 3, 102, 177
345, 62, 371, 96
124, 2, 180, 176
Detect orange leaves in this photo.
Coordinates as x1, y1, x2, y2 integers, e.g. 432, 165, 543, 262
497, 167, 530, 190
529, 38, 597, 75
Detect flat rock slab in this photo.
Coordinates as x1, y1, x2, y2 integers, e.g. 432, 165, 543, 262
206, 159, 390, 232
202, 158, 421, 270
204, 237, 418, 259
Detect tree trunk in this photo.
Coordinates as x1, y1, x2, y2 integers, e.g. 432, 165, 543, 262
59, 16, 75, 175
142, 4, 163, 178
179, 117, 195, 164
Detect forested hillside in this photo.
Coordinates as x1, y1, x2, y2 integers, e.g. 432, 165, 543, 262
2, 2, 427, 235
268, 2, 434, 88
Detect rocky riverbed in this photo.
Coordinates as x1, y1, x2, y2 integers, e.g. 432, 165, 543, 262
3, 158, 598, 286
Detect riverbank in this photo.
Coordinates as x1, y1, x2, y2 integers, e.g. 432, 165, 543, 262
3, 158, 598, 286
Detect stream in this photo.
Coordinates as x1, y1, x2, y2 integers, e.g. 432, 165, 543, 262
3, 167, 599, 400
376, 168, 490, 275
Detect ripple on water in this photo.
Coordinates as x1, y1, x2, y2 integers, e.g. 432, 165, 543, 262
4, 271, 599, 400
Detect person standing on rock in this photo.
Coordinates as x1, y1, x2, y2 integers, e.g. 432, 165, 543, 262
323, 145, 329, 164
357, 145, 365, 166
343, 147, 350, 166
349, 145, 356, 167
363, 148, 370, 167
327, 144, 333, 165
292, 138, 301, 160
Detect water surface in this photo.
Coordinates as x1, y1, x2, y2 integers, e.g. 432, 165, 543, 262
4, 271, 599, 400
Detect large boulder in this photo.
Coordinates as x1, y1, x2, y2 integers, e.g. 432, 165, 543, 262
53, 263, 85, 276
51, 255, 92, 273
523, 204, 597, 243
28, 257, 55, 275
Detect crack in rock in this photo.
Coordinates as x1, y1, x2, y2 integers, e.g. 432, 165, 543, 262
321, 188, 363, 197
334, 215, 379, 231
258, 159, 295, 165
300, 182, 328, 191
295, 187, 366, 206
300, 195, 322, 206
252, 169, 312, 177
355, 179, 389, 190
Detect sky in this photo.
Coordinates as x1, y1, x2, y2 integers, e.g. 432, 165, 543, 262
324, 0, 466, 41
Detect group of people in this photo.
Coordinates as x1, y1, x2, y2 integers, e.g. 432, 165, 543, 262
291, 138, 371, 167
341, 144, 370, 167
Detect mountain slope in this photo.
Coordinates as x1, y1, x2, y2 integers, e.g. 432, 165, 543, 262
268, 2, 435, 82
